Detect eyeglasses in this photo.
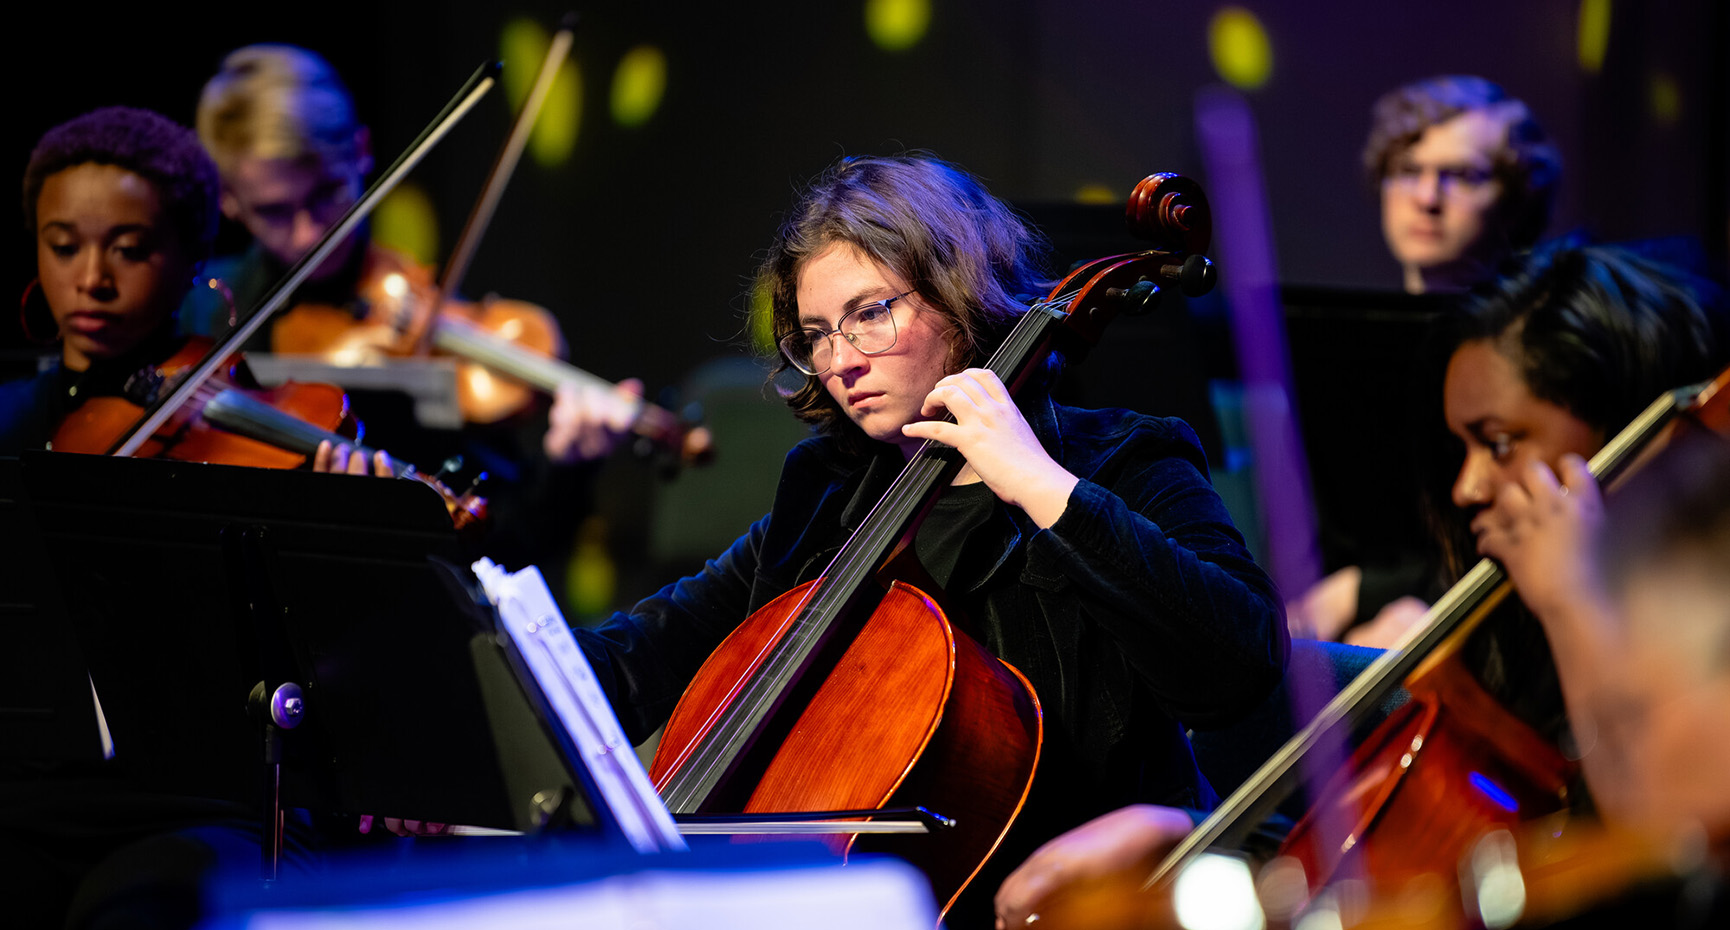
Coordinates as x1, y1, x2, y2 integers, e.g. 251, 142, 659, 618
778, 291, 914, 375
1384, 161, 1498, 197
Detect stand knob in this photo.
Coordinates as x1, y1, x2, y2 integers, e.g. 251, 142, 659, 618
270, 682, 305, 729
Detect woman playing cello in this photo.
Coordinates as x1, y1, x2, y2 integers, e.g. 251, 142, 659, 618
571, 153, 1286, 926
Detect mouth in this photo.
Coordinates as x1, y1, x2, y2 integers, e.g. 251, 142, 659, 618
846, 390, 885, 409
63, 311, 121, 335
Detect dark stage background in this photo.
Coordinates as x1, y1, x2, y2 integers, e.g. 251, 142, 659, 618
6, 0, 1726, 611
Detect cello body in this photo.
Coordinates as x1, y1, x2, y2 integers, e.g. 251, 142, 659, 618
651, 578, 1042, 913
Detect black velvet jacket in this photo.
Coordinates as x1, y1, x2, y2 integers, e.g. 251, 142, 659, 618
576, 395, 1288, 821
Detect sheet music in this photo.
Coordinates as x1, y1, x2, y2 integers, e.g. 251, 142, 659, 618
473, 558, 686, 854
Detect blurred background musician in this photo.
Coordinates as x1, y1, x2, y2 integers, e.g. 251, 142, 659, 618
1367, 75, 1562, 297
1290, 75, 1566, 647
185, 44, 640, 580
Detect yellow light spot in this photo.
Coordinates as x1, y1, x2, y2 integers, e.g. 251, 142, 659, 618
500, 18, 549, 107
1075, 184, 1118, 205
566, 515, 618, 618
373, 184, 438, 266
500, 17, 582, 167
1208, 7, 1273, 91
1650, 72, 1682, 125
1577, 0, 1611, 73
749, 285, 776, 354
866, 0, 931, 52
611, 45, 667, 128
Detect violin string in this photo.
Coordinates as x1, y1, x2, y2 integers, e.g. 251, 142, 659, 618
667, 294, 1070, 805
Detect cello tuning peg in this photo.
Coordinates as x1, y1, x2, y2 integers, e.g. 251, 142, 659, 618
1104, 279, 1163, 316
433, 455, 466, 482
1159, 254, 1217, 298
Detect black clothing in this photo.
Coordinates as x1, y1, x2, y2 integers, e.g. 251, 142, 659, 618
575, 395, 1287, 923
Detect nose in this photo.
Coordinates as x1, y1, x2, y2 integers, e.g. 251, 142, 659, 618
290, 209, 326, 260
78, 249, 114, 298
1452, 450, 1495, 509
827, 332, 870, 378
1410, 170, 1444, 211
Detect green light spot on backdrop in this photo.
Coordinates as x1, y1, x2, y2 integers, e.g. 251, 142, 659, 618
1649, 72, 1681, 125
749, 285, 776, 354
1208, 7, 1273, 91
866, 0, 931, 52
373, 183, 438, 266
500, 17, 582, 166
612, 45, 668, 127
1577, 0, 1612, 73
500, 17, 548, 107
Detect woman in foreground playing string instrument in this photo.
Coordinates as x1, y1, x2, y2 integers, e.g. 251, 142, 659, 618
569, 154, 1285, 926
993, 243, 1728, 928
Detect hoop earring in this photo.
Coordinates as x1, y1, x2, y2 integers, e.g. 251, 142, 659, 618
17, 278, 57, 345
201, 276, 238, 329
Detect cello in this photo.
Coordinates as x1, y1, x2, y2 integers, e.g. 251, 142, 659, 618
646, 172, 1219, 919
1118, 366, 1730, 929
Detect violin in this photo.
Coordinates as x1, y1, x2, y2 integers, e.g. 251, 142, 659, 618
645, 174, 1217, 921
266, 243, 562, 425
51, 335, 487, 530
264, 247, 713, 464
263, 18, 710, 466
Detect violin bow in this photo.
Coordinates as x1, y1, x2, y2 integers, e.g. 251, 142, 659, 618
107, 60, 502, 457
404, 13, 578, 357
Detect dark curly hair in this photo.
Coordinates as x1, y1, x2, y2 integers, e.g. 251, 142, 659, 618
23, 106, 220, 259
1421, 243, 1729, 578
1364, 75, 1561, 251
757, 154, 1051, 454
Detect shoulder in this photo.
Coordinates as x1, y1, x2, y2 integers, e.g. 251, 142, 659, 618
1046, 402, 1211, 476
0, 365, 64, 454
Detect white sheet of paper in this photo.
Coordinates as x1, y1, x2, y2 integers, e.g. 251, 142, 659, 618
473, 558, 685, 854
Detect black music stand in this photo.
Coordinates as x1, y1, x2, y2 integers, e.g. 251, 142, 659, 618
12, 451, 631, 871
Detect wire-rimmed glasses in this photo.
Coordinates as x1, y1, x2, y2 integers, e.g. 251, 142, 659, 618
778, 291, 914, 376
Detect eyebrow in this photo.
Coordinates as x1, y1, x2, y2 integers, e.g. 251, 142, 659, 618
39, 221, 153, 236
797, 288, 894, 327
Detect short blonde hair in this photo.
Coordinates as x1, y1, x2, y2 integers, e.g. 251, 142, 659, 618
197, 44, 363, 176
